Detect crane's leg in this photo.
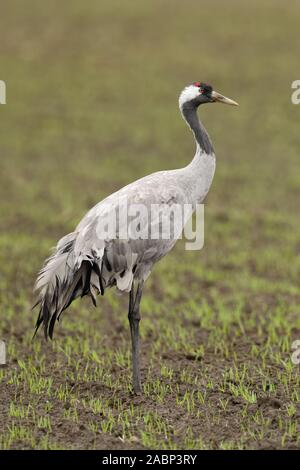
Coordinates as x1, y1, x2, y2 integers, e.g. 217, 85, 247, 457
128, 281, 143, 394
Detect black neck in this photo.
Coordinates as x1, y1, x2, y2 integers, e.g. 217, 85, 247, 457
181, 103, 214, 155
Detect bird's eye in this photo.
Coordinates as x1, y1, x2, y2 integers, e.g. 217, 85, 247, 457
201, 83, 213, 95
193, 81, 201, 88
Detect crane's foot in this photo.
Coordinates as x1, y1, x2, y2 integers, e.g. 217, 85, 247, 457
133, 382, 142, 395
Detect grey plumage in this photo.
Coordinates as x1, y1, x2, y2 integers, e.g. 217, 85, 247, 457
34, 164, 215, 336
34, 82, 237, 393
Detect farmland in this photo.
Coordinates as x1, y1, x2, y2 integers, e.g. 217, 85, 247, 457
0, 0, 300, 449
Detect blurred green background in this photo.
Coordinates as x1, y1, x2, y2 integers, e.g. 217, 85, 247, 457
1, 0, 300, 450
1, 0, 300, 255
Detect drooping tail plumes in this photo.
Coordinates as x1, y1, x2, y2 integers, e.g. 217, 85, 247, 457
33, 232, 104, 339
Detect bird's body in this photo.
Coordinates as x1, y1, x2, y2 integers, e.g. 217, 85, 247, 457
74, 150, 216, 286
34, 81, 238, 393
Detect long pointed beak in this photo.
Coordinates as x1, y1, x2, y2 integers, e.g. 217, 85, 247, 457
211, 90, 239, 106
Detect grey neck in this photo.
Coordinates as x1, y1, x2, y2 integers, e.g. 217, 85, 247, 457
181, 103, 214, 155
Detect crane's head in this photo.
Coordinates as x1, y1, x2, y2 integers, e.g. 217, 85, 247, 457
179, 82, 239, 109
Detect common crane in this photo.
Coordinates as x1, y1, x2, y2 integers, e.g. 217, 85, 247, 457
34, 82, 238, 394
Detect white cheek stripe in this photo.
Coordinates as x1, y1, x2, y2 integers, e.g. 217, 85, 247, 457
178, 85, 200, 108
